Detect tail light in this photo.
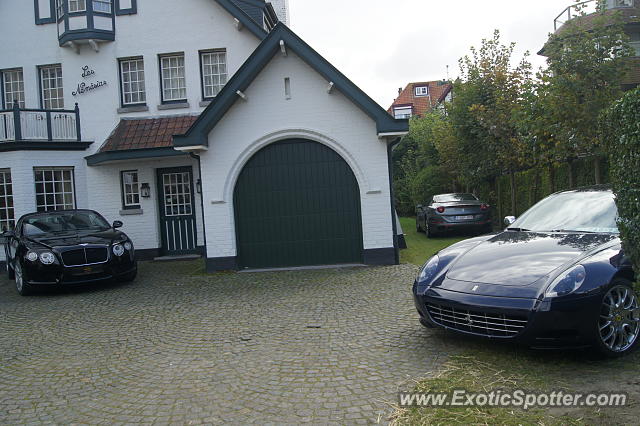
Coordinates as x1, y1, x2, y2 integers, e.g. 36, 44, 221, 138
436, 206, 446, 213
480, 204, 489, 211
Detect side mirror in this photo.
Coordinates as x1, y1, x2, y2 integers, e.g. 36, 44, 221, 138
113, 220, 124, 229
504, 216, 516, 226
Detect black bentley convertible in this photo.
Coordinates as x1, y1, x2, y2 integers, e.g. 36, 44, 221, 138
413, 186, 639, 357
3, 210, 137, 295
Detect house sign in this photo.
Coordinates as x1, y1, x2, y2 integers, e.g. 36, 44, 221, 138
72, 66, 107, 96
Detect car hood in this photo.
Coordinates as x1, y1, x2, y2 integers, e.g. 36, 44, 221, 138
446, 231, 619, 286
27, 229, 125, 249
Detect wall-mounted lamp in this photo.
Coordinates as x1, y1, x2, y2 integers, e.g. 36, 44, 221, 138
140, 183, 151, 198
196, 179, 202, 194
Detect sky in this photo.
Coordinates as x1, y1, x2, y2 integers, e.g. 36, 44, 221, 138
288, 0, 574, 109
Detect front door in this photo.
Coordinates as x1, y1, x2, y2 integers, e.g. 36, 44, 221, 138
157, 167, 198, 256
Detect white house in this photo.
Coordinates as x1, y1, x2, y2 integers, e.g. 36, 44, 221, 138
0, 0, 408, 271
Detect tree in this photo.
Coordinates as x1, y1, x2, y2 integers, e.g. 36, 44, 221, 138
451, 30, 533, 214
603, 87, 640, 281
537, 4, 633, 185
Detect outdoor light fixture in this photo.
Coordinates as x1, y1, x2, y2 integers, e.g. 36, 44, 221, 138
140, 183, 151, 198
196, 179, 202, 194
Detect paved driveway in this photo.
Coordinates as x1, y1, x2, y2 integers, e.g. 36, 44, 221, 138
0, 261, 457, 424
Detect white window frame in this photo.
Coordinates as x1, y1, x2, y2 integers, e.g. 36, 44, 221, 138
615, 0, 634, 7
414, 86, 429, 97
0, 169, 15, 231
119, 58, 146, 106
393, 106, 413, 119
34, 167, 75, 212
121, 170, 140, 209
1, 68, 25, 109
93, 0, 112, 13
200, 50, 227, 100
39, 65, 64, 110
69, 0, 86, 13
160, 54, 187, 103
56, 0, 64, 19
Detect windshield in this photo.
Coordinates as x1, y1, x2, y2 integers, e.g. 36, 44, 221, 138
511, 191, 619, 233
22, 211, 111, 236
433, 193, 478, 203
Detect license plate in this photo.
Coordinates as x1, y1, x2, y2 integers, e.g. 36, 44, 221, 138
74, 266, 100, 276
455, 215, 474, 221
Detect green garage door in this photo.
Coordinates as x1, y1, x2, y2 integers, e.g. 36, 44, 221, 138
234, 139, 363, 269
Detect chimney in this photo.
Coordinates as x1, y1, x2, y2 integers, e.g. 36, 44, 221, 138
398, 88, 402, 95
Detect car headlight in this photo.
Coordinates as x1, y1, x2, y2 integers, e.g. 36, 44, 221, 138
39, 251, 56, 265
417, 255, 440, 284
546, 265, 586, 298
112, 244, 125, 257
123, 241, 132, 251
26, 251, 39, 262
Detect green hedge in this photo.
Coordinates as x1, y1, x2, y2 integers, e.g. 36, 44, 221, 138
605, 87, 640, 277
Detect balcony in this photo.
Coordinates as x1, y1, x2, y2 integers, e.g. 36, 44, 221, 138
554, 0, 636, 31
56, 0, 115, 51
0, 103, 91, 151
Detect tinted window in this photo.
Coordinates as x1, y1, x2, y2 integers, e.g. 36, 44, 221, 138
433, 193, 478, 203
512, 191, 618, 233
22, 211, 111, 236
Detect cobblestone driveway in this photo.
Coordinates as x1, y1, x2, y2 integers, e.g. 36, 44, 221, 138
0, 261, 457, 424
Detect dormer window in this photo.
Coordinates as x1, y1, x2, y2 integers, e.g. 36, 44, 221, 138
414, 86, 429, 97
393, 106, 413, 119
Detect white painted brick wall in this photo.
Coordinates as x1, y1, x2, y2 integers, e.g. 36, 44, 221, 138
199, 51, 394, 259
269, 0, 290, 25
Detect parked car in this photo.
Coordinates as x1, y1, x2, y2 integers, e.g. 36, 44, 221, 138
412, 186, 638, 357
416, 193, 492, 237
3, 210, 137, 295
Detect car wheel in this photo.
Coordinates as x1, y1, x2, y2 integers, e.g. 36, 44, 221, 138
594, 279, 640, 358
426, 223, 436, 238
118, 269, 137, 283
14, 262, 32, 296
6, 260, 15, 280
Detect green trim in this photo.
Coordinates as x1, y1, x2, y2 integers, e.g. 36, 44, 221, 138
59, 29, 115, 45
85, 147, 186, 166
34, 0, 56, 25
213, 0, 268, 40
174, 24, 408, 148
0, 141, 93, 152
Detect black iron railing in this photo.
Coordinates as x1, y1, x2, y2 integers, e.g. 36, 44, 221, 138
0, 101, 81, 142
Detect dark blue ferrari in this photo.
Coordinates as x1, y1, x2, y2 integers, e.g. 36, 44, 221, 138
413, 186, 639, 357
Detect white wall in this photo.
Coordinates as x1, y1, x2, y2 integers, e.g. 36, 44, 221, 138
0, 0, 261, 254
269, 0, 290, 25
199, 51, 394, 260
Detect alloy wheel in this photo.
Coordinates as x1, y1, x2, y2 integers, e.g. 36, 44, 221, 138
599, 284, 640, 353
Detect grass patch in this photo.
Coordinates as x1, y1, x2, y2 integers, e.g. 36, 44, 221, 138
400, 217, 467, 266
391, 330, 640, 425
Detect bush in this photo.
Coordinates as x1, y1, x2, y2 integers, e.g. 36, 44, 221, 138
605, 87, 640, 278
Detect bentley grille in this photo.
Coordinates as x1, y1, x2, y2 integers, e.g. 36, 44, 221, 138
426, 303, 528, 337
61, 247, 109, 266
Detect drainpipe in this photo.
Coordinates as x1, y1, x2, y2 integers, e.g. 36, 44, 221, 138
189, 152, 208, 263
387, 137, 402, 265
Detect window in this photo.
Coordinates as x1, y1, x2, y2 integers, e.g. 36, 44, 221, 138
1, 69, 25, 109
34, 167, 75, 212
121, 170, 140, 209
630, 32, 640, 57
93, 0, 112, 13
119, 58, 146, 106
56, 0, 64, 19
160, 54, 186, 102
0, 170, 15, 231
393, 106, 412, 119
200, 50, 227, 99
616, 0, 633, 7
39, 65, 64, 109
414, 86, 429, 97
69, 0, 86, 12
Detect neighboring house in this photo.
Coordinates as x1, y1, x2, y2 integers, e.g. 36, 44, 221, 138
388, 80, 452, 119
540, 0, 640, 90
0, 0, 408, 270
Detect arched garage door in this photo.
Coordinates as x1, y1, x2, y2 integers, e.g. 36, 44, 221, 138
234, 139, 363, 269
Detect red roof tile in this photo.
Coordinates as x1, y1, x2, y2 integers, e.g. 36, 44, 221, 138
99, 115, 199, 153
388, 81, 452, 117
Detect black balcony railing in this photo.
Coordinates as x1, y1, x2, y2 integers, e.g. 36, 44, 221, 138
0, 101, 81, 142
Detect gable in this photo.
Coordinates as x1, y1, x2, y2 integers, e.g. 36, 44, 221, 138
213, 0, 269, 39
174, 23, 408, 148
